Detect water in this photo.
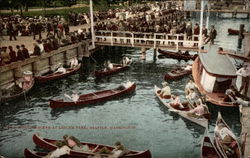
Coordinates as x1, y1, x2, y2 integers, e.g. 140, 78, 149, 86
0, 17, 249, 158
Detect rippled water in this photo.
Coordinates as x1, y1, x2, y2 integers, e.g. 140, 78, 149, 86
0, 17, 249, 158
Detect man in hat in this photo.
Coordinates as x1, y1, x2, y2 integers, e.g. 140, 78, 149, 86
207, 25, 217, 44
236, 64, 250, 97
159, 82, 171, 99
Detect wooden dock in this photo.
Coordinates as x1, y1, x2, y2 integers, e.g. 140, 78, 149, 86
241, 106, 250, 158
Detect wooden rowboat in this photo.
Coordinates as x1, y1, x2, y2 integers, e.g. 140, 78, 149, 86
214, 112, 241, 158
201, 129, 222, 158
154, 86, 209, 128
228, 28, 239, 35
50, 82, 136, 108
158, 49, 198, 61
31, 133, 152, 158
94, 60, 132, 78
164, 66, 192, 81
36, 64, 81, 83
0, 80, 35, 104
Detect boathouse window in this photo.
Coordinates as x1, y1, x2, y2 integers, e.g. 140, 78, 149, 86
213, 78, 232, 93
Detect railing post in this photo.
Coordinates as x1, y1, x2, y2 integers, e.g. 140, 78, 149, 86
111, 31, 113, 46
154, 33, 156, 49
176, 34, 179, 51
132, 33, 134, 47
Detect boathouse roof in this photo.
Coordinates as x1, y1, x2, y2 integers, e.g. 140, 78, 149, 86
199, 45, 237, 77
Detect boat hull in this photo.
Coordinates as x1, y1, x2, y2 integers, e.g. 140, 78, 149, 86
155, 86, 208, 128
95, 63, 131, 78
0, 80, 35, 104
36, 64, 81, 83
228, 28, 239, 35
214, 112, 241, 158
50, 83, 136, 108
158, 49, 197, 61
31, 133, 152, 158
164, 69, 191, 80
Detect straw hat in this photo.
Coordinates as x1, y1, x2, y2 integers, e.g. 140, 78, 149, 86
23, 71, 32, 75
161, 82, 168, 87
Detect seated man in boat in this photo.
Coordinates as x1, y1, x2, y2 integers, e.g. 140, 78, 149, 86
186, 88, 199, 105
223, 85, 238, 102
69, 57, 78, 68
104, 60, 114, 71
15, 71, 33, 91
116, 81, 132, 90
122, 56, 130, 66
236, 64, 250, 97
64, 135, 91, 152
214, 123, 237, 156
159, 82, 171, 99
64, 91, 79, 103
111, 141, 127, 158
55, 63, 67, 74
187, 100, 205, 118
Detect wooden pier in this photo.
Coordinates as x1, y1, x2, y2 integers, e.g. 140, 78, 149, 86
95, 31, 201, 52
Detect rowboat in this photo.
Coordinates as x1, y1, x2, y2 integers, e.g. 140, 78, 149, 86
228, 28, 239, 35
36, 64, 81, 83
50, 81, 136, 108
30, 133, 152, 158
0, 80, 34, 104
201, 129, 222, 158
158, 49, 197, 61
214, 112, 241, 158
154, 86, 209, 128
94, 60, 132, 78
164, 65, 192, 81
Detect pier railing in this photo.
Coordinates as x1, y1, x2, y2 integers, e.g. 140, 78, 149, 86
95, 31, 201, 51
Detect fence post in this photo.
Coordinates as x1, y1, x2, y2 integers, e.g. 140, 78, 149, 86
154, 33, 156, 49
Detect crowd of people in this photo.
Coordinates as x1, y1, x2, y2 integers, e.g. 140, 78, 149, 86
0, 1, 220, 67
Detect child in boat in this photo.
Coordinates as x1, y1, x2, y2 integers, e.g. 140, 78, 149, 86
214, 123, 237, 156
159, 82, 171, 99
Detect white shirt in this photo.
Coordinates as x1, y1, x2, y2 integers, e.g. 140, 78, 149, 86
71, 93, 79, 102
50, 146, 70, 157
236, 67, 250, 77
70, 58, 78, 68
108, 63, 113, 70
38, 43, 44, 53
161, 86, 171, 96
55, 67, 66, 74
